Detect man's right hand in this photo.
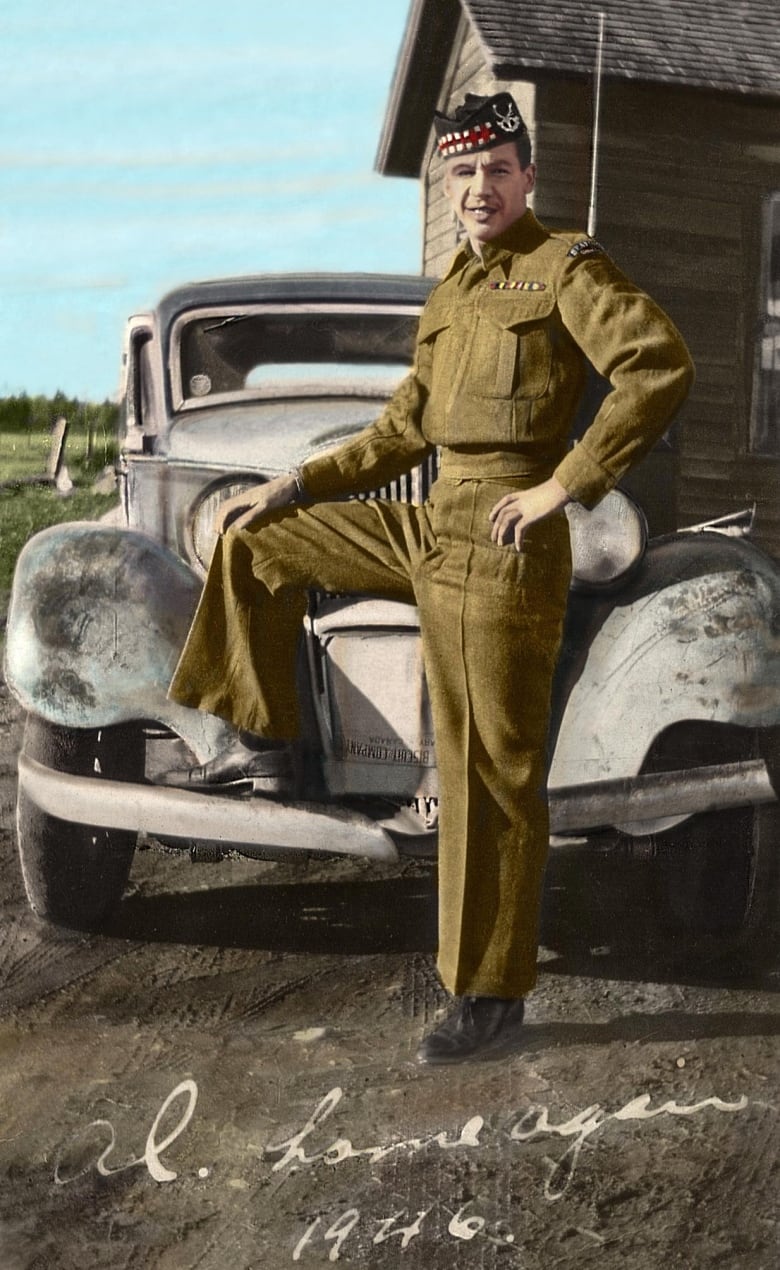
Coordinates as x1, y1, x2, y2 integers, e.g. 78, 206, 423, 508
215, 472, 299, 535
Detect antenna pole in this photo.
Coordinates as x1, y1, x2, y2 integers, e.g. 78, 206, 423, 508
587, 10, 606, 238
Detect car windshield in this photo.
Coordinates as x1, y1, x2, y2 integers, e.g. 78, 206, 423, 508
174, 307, 419, 405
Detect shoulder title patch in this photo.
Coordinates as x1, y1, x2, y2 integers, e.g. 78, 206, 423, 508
567, 239, 605, 259
488, 280, 547, 291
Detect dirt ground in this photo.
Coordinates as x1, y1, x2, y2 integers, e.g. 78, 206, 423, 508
0, 676, 778, 1269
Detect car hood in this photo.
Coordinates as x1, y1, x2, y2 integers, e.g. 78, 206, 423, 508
161, 395, 393, 472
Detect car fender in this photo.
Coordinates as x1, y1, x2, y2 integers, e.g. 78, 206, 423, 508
549, 531, 780, 789
4, 522, 231, 760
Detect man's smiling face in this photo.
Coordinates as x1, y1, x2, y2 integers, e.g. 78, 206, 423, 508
443, 141, 536, 248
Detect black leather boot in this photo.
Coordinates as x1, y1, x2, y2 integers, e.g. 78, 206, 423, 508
156, 734, 293, 794
417, 996, 525, 1064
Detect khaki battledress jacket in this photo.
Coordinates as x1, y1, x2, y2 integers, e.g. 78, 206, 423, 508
169, 209, 694, 999
298, 209, 694, 505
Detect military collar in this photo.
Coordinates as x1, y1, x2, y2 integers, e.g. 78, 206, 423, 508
443, 209, 549, 281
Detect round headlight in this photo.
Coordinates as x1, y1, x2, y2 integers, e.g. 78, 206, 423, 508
186, 475, 265, 573
566, 488, 648, 591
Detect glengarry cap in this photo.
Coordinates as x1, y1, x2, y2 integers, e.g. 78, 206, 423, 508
434, 92, 527, 158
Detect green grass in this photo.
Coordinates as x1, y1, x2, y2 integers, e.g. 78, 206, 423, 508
0, 430, 55, 481
0, 424, 117, 484
0, 485, 120, 600
0, 419, 120, 617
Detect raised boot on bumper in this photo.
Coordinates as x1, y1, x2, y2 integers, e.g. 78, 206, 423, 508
156, 731, 294, 795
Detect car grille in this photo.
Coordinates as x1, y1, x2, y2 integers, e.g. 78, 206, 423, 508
355, 448, 439, 506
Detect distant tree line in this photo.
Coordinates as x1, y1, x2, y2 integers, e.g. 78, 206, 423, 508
0, 392, 119, 435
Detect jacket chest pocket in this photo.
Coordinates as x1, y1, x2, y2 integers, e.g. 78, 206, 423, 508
469, 292, 556, 401
416, 304, 460, 405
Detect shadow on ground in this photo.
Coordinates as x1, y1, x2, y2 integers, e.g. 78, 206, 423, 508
106, 868, 439, 955
102, 843, 780, 995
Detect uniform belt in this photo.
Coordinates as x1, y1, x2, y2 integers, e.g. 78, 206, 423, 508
437, 448, 559, 482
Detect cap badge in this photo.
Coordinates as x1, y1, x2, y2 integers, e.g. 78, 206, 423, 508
493, 101, 521, 133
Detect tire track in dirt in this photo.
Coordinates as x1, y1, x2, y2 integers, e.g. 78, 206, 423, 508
0, 916, 142, 1016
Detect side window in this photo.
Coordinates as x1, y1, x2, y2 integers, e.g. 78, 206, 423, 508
122, 325, 157, 446
138, 337, 157, 435
750, 192, 780, 455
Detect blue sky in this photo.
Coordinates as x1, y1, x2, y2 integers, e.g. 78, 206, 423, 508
1, 0, 421, 399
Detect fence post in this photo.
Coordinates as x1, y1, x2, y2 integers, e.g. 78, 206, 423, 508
46, 416, 69, 481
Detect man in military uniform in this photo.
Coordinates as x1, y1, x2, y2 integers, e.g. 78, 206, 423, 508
161, 92, 694, 1063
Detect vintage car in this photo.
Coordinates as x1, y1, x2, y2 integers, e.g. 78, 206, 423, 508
4, 273, 780, 948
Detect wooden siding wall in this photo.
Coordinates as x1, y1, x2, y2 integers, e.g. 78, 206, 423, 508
421, 44, 780, 553
534, 78, 780, 554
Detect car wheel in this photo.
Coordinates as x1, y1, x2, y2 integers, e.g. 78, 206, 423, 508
648, 723, 780, 944
655, 804, 778, 936
17, 716, 144, 930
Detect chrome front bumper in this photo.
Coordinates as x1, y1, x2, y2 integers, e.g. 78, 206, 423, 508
17, 753, 778, 860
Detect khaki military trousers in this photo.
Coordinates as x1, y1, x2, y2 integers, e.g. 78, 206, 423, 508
169, 477, 572, 998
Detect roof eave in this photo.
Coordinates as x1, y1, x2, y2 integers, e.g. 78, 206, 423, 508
375, 0, 462, 178
490, 60, 780, 103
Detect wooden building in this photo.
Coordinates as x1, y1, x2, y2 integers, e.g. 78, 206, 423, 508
376, 0, 780, 551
